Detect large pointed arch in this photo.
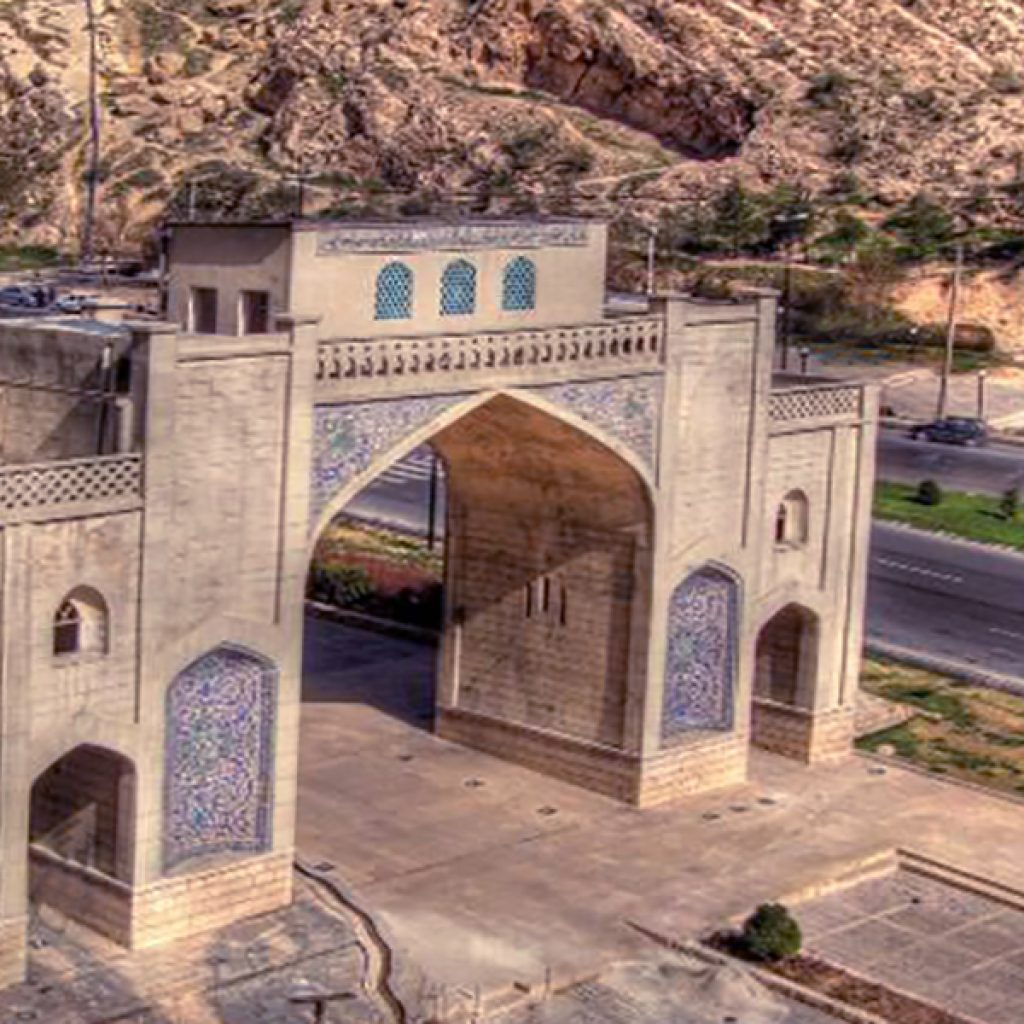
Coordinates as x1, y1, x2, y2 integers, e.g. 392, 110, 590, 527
309, 388, 657, 549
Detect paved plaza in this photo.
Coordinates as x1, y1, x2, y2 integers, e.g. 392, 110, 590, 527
296, 618, 1024, 1013
6, 617, 1024, 1023
800, 869, 1024, 1024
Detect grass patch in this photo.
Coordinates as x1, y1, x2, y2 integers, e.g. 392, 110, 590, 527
0, 245, 62, 271
874, 480, 1024, 549
859, 657, 1024, 795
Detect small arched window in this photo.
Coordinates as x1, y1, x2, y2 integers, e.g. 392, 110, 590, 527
375, 262, 413, 320
53, 587, 109, 657
440, 260, 477, 316
502, 256, 537, 312
775, 490, 809, 547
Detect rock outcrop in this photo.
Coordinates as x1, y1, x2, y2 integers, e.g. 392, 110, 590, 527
2, 0, 1024, 248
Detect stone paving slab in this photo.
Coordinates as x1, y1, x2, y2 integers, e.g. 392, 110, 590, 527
797, 869, 1024, 1024
296, 619, 1024, 1010
0, 882, 367, 1024
492, 956, 843, 1024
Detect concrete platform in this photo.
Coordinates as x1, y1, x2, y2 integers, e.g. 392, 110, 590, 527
297, 618, 1024, 1010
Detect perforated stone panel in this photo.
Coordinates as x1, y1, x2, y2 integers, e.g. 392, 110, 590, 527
769, 386, 860, 423
662, 568, 738, 740
0, 454, 142, 514
374, 262, 413, 321
440, 260, 477, 316
164, 646, 276, 871
502, 257, 537, 312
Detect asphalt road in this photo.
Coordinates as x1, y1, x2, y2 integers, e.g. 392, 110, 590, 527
345, 440, 1024, 681
877, 427, 1024, 496
868, 523, 1024, 679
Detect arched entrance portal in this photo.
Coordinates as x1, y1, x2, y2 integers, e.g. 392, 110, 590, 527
303, 392, 653, 799
28, 744, 135, 943
754, 604, 818, 707
751, 603, 825, 762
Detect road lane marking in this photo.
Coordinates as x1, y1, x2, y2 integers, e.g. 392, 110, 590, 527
874, 556, 964, 584
990, 626, 1024, 641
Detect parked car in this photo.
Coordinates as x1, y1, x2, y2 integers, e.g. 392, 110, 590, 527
54, 293, 98, 313
908, 417, 988, 446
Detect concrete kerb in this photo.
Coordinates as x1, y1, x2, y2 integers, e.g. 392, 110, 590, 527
865, 638, 1024, 697
294, 857, 412, 1024
629, 845, 1012, 1024
626, 925, 891, 1024
871, 517, 1024, 559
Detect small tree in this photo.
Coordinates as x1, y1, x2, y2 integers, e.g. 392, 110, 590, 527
740, 903, 802, 962
1000, 487, 1020, 521
916, 479, 943, 506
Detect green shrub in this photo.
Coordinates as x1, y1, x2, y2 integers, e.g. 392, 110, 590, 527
916, 479, 943, 507
1000, 487, 1020, 521
740, 903, 802, 961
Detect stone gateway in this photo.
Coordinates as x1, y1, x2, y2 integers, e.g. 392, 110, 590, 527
0, 218, 876, 983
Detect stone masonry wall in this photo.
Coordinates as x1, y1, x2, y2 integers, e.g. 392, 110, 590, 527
751, 700, 853, 763
453, 504, 636, 748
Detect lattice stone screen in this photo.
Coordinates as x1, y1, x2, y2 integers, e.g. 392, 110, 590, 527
0, 454, 142, 514
502, 257, 537, 311
374, 262, 414, 321
440, 260, 477, 316
769, 386, 861, 423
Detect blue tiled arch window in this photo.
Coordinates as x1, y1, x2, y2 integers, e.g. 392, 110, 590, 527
440, 260, 477, 316
375, 262, 413, 321
502, 256, 537, 312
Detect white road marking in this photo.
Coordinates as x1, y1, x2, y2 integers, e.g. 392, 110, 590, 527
874, 556, 964, 584
990, 626, 1024, 641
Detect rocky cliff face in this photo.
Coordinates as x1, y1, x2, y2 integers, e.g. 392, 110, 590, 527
2, 0, 1024, 248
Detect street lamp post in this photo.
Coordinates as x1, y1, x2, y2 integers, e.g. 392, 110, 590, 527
646, 225, 658, 297
773, 210, 810, 371
977, 369, 988, 421
937, 239, 965, 420
799, 346, 811, 376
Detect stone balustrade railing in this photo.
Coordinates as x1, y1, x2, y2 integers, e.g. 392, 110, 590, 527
0, 453, 143, 518
768, 384, 864, 426
314, 316, 665, 397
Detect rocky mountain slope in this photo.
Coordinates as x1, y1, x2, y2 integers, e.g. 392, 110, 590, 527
2, 0, 1024, 249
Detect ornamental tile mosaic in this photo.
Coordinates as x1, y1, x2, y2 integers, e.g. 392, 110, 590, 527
317, 221, 589, 255
164, 646, 276, 871
531, 375, 662, 470
662, 569, 738, 740
311, 393, 466, 528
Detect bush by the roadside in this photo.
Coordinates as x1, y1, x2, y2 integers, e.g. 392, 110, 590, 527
915, 479, 943, 506
875, 481, 1024, 550
740, 903, 802, 962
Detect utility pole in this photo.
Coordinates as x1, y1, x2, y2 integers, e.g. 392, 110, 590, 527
81, 0, 101, 268
936, 241, 964, 419
645, 225, 658, 296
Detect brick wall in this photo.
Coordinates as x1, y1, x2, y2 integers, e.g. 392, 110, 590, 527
453, 506, 635, 748
751, 700, 853, 763
0, 918, 26, 988
438, 707, 638, 800
635, 733, 749, 807
439, 710, 749, 806
29, 845, 132, 944
131, 851, 293, 949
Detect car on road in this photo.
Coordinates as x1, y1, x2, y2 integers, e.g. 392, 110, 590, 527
907, 417, 988, 446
